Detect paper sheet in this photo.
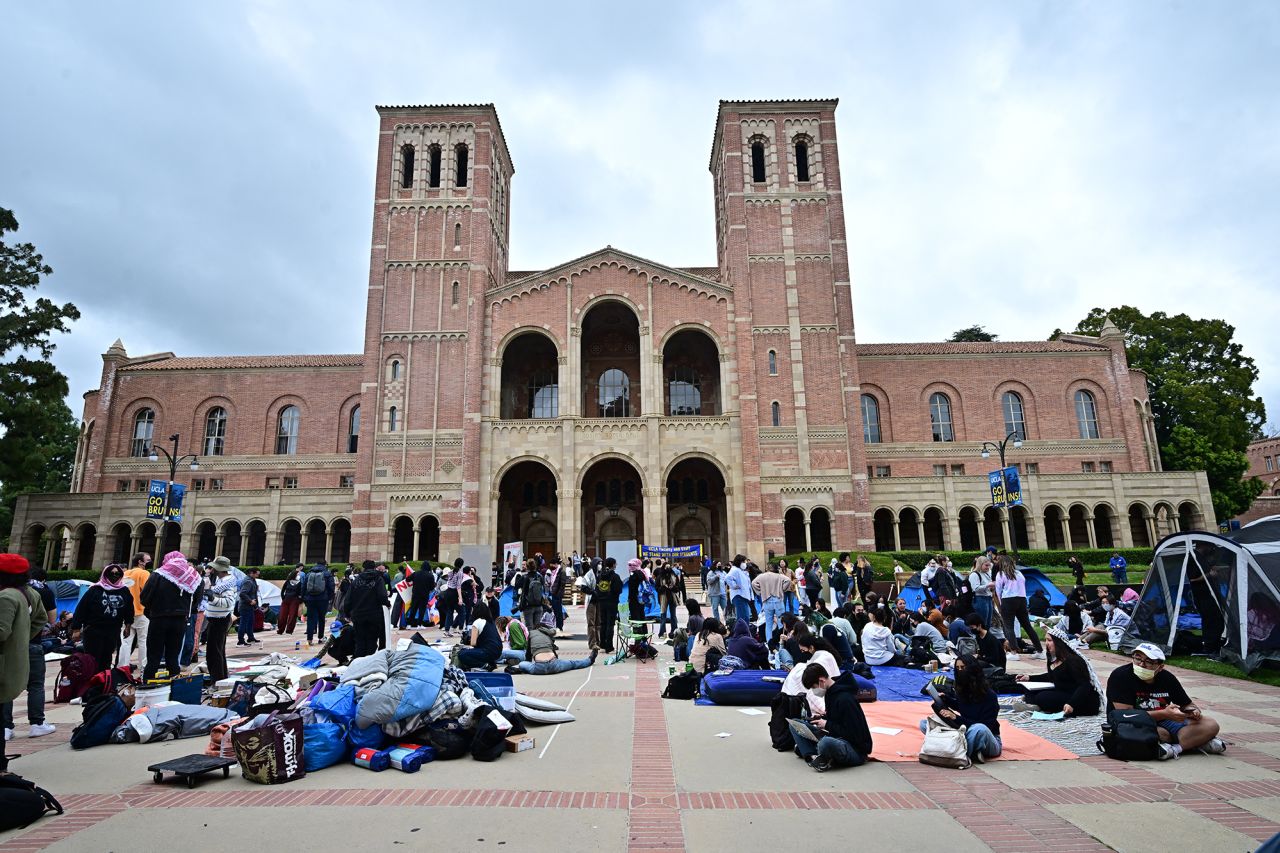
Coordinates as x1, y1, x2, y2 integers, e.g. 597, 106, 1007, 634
715, 732, 733, 738
1020, 681, 1055, 691
1031, 711, 1066, 721
870, 726, 903, 735
738, 708, 766, 716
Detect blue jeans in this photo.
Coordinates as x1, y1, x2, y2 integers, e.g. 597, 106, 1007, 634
919, 719, 1002, 760
1113, 568, 1128, 584
833, 589, 847, 609
500, 649, 526, 664
456, 645, 501, 670
305, 600, 327, 641
658, 596, 678, 636
792, 727, 866, 768
238, 607, 256, 643
732, 596, 753, 624
973, 596, 993, 628
762, 597, 785, 644
0, 643, 46, 729
708, 594, 727, 622
777, 646, 794, 668
516, 657, 593, 675
784, 591, 798, 614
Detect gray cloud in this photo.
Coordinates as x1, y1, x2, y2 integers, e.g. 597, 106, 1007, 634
3, 1, 1277, 423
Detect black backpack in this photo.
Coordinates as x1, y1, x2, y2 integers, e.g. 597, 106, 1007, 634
0, 771, 63, 831
662, 671, 701, 700
305, 570, 327, 597
909, 635, 937, 667
70, 694, 130, 751
1098, 708, 1161, 761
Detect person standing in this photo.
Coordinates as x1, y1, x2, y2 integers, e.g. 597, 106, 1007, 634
548, 559, 568, 633
1067, 554, 1086, 590
803, 558, 824, 610
236, 567, 261, 646
202, 557, 237, 682
654, 561, 680, 638
968, 556, 995, 628
302, 561, 334, 646
595, 557, 623, 653
828, 556, 850, 609
276, 565, 304, 635
406, 561, 436, 628
1109, 552, 1129, 585
726, 555, 753, 625
704, 562, 727, 622
122, 552, 151, 673
854, 554, 875, 603
140, 551, 201, 681
0, 554, 52, 742
994, 554, 1043, 658
342, 560, 391, 657
72, 564, 135, 671
519, 559, 547, 631
752, 563, 790, 644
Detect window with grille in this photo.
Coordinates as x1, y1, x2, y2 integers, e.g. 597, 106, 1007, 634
276, 406, 299, 455
348, 406, 360, 453
668, 367, 702, 415
751, 141, 766, 183
400, 145, 415, 189
598, 369, 630, 418
861, 394, 881, 443
528, 372, 559, 418
794, 140, 810, 182
203, 407, 227, 456
428, 145, 441, 187
1002, 391, 1026, 440
771, 401, 781, 427
455, 144, 469, 187
929, 393, 954, 442
131, 409, 154, 457
768, 350, 777, 375
1075, 390, 1100, 439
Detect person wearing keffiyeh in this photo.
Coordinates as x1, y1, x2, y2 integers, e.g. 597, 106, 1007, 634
139, 552, 201, 680
71, 564, 135, 671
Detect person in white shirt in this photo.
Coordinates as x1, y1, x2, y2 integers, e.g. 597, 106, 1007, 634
993, 554, 1044, 658
1079, 596, 1132, 646
968, 556, 995, 628
726, 556, 754, 625
860, 608, 907, 666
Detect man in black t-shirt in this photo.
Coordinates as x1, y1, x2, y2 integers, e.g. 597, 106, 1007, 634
964, 612, 1007, 671
1106, 643, 1225, 759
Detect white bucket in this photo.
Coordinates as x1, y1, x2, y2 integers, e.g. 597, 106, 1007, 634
135, 685, 170, 707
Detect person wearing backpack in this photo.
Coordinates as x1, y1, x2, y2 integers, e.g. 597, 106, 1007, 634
1, 554, 50, 742
139, 551, 201, 681
654, 562, 680, 638
303, 562, 334, 647
594, 557, 623, 653
520, 560, 547, 631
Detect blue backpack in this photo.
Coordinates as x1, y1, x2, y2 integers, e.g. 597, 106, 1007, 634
70, 694, 129, 750
638, 580, 658, 613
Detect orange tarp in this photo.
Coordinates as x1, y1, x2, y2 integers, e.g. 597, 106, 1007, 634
862, 701, 1078, 762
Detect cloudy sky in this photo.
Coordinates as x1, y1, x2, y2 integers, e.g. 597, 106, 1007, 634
4, 1, 1278, 423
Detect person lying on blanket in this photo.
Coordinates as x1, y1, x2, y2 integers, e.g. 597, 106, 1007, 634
918, 653, 1002, 763
1106, 643, 1226, 760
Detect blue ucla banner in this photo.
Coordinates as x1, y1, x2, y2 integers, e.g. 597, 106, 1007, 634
145, 480, 187, 522
988, 467, 1023, 508
167, 483, 187, 522
641, 544, 702, 558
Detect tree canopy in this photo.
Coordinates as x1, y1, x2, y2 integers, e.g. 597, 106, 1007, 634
0, 207, 80, 548
1070, 306, 1266, 521
948, 325, 997, 342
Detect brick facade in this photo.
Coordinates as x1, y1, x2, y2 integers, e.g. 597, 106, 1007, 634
11, 99, 1212, 569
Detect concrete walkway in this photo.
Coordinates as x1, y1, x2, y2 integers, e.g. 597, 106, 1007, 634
4, 606, 1280, 852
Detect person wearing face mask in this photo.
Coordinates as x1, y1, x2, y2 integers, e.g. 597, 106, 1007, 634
919, 654, 1002, 763
71, 563, 136, 671
1078, 595, 1132, 646
1107, 644, 1226, 759
790, 663, 874, 772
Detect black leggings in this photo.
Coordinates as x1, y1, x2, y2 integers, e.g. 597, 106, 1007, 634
353, 619, 382, 658
144, 615, 187, 681
82, 624, 122, 672
1024, 687, 1098, 716
999, 596, 1043, 653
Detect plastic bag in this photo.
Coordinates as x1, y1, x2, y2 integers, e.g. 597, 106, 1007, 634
309, 684, 357, 726
347, 721, 386, 751
303, 721, 347, 771
231, 712, 306, 784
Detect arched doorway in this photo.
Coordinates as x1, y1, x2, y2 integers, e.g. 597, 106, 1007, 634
21, 524, 47, 567
982, 507, 1005, 549
1128, 504, 1151, 548
416, 516, 438, 562
581, 302, 641, 417
500, 332, 559, 419
958, 507, 981, 551
1154, 502, 1176, 538
783, 508, 806, 554
222, 521, 243, 565
391, 517, 414, 563
663, 329, 721, 416
304, 519, 327, 563
497, 460, 558, 561
581, 457, 643, 557
136, 522, 158, 562
809, 507, 833, 552
898, 508, 921, 551
666, 457, 728, 563
245, 521, 267, 567
330, 519, 352, 564
74, 523, 96, 570
196, 521, 217, 561
923, 508, 946, 551
1043, 506, 1065, 550
280, 520, 302, 565
1178, 501, 1201, 532
1067, 505, 1090, 548
1093, 505, 1116, 549
1009, 506, 1030, 551
873, 508, 895, 551
160, 523, 181, 557
109, 522, 132, 565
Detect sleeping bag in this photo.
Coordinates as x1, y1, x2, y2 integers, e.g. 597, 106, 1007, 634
340, 644, 447, 729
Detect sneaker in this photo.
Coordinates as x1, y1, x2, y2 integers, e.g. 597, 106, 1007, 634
972, 749, 986, 765
1031, 652, 1046, 660
589, 650, 599, 664
236, 641, 247, 646
28, 723, 56, 738
810, 757, 833, 773
504, 665, 521, 675
794, 746, 804, 760
1158, 743, 1180, 761
1005, 653, 1021, 661
1200, 738, 1228, 755
3, 728, 11, 742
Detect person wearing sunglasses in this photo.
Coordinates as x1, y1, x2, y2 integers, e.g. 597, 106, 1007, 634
1106, 642, 1226, 760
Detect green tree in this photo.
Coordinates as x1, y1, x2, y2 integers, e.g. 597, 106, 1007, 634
1071, 306, 1266, 521
0, 207, 80, 548
949, 325, 997, 342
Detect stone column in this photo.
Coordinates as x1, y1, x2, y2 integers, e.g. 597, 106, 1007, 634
804, 518, 812, 552
264, 529, 277, 566
299, 531, 309, 565
1145, 513, 1157, 548
66, 536, 79, 571
130, 533, 142, 561
215, 532, 225, 560
325, 529, 334, 563
915, 519, 926, 552
1085, 515, 1098, 549
891, 519, 901, 552
976, 519, 987, 551
1060, 517, 1071, 550
411, 528, 421, 562
236, 536, 247, 567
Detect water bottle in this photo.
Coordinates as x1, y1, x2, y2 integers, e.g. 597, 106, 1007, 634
295, 641, 301, 651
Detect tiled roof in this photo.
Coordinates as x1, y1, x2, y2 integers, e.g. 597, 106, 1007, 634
856, 340, 1107, 356
678, 266, 722, 281
120, 354, 364, 371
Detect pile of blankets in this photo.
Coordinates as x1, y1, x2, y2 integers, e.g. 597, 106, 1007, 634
338, 644, 488, 738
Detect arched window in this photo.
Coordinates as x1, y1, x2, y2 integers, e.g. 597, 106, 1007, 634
771, 401, 781, 427
929, 392, 954, 442
451, 281, 459, 306
768, 349, 777, 375
861, 394, 881, 444
453, 222, 461, 248
388, 406, 399, 432
203, 407, 227, 456
750, 141, 766, 183
527, 371, 558, 419
668, 367, 702, 416
598, 369, 630, 418
1002, 391, 1026, 440
131, 408, 155, 457
428, 145, 442, 188
1075, 389, 1100, 439
390, 360, 401, 381
455, 144, 468, 187
275, 406, 300, 455
347, 405, 360, 453
794, 139, 810, 182
400, 144, 414, 189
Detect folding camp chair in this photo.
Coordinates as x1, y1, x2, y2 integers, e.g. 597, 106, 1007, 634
614, 605, 657, 663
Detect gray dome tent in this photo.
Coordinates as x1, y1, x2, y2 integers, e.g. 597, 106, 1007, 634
1133, 515, 1280, 673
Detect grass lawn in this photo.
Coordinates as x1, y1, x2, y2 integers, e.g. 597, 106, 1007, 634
1092, 647, 1280, 689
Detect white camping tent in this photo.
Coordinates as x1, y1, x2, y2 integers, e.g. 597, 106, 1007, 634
1135, 515, 1280, 672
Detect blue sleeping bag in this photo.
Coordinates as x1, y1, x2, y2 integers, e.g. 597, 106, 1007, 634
697, 669, 877, 705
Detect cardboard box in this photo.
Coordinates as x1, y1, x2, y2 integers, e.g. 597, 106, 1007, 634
505, 734, 535, 753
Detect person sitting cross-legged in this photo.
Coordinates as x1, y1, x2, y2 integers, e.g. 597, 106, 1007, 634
789, 663, 874, 772
1106, 642, 1226, 760
505, 611, 597, 675
918, 653, 1002, 763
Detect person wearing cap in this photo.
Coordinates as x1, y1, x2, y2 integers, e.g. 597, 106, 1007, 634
202, 556, 238, 682
1106, 643, 1226, 759
1, 554, 51, 742
342, 560, 391, 657
505, 611, 598, 675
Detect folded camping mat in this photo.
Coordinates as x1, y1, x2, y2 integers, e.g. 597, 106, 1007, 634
862, 701, 1076, 762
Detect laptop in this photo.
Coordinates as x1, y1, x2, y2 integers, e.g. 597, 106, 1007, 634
787, 718, 820, 743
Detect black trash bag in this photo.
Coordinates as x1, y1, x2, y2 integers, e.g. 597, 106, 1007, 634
425, 719, 474, 760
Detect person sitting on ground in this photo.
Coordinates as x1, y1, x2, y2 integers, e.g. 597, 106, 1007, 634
914, 609, 949, 657
791, 663, 874, 772
495, 615, 528, 665
1014, 628, 1102, 717
863, 591, 888, 623
861, 608, 907, 666
848, 602, 870, 636
890, 598, 915, 637
685, 599, 704, 636
1085, 585, 1111, 612
779, 619, 811, 668
800, 632, 852, 670
781, 640, 839, 718
505, 612, 597, 675
947, 606, 973, 646
453, 600, 504, 671
963, 612, 1006, 671
920, 653, 1001, 763
1079, 595, 1131, 646
1062, 588, 1086, 639
689, 618, 728, 674
828, 605, 859, 655
1106, 643, 1225, 759
808, 598, 831, 625
1028, 588, 1051, 619
727, 617, 769, 668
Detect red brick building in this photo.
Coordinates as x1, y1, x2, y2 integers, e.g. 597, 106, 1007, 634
11, 99, 1211, 569
1236, 436, 1280, 526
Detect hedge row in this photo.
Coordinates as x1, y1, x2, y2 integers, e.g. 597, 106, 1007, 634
46, 559, 452, 584
781, 548, 1153, 578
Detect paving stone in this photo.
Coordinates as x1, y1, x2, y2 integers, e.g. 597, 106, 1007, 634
1047, 802, 1258, 853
